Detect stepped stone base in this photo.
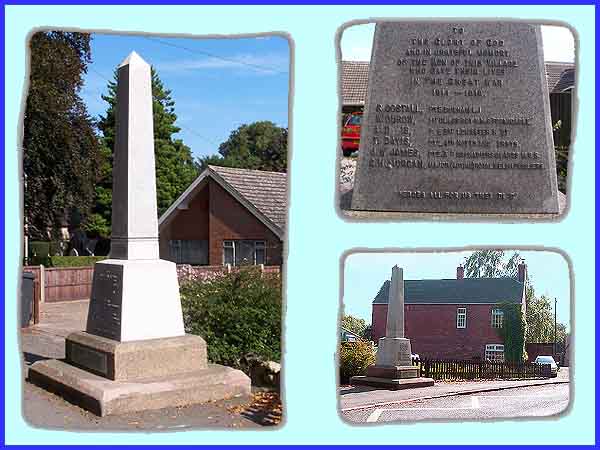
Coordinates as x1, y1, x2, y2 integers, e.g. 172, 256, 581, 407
28, 332, 251, 416
65, 332, 207, 381
28, 359, 251, 416
366, 365, 419, 379
350, 375, 434, 390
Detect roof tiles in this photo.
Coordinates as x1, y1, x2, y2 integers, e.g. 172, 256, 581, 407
373, 278, 525, 305
209, 165, 287, 233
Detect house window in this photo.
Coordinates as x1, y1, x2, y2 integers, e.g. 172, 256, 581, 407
223, 241, 235, 266
456, 307, 467, 328
223, 240, 266, 266
168, 240, 208, 265
485, 344, 505, 362
491, 308, 504, 328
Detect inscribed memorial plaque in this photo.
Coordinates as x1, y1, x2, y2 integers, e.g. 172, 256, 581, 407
86, 264, 123, 341
351, 22, 560, 214
69, 343, 109, 376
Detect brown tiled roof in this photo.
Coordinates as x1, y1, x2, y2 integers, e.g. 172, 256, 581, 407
545, 62, 575, 93
341, 60, 575, 105
210, 165, 287, 233
341, 61, 370, 106
545, 62, 576, 92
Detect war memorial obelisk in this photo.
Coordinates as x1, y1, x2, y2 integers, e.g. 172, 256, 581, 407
28, 52, 250, 416
351, 266, 434, 389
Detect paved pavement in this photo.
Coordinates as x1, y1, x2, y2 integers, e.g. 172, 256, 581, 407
20, 300, 278, 430
343, 383, 569, 423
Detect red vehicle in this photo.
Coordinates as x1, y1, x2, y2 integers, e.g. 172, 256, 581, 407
341, 112, 362, 157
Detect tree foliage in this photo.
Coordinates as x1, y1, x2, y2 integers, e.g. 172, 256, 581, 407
24, 31, 100, 240
180, 270, 282, 369
88, 67, 198, 236
526, 292, 567, 344
199, 121, 287, 172
497, 303, 527, 362
341, 314, 369, 339
464, 250, 521, 279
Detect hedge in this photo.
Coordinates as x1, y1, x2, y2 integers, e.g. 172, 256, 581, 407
48, 256, 106, 267
180, 269, 282, 371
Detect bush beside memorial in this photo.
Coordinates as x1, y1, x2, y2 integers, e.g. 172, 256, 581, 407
339, 340, 376, 384
180, 269, 282, 371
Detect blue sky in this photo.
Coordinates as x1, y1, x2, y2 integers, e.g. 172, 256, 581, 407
341, 24, 575, 62
343, 250, 571, 329
81, 33, 290, 160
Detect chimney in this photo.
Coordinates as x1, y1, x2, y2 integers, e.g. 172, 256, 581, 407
456, 264, 464, 280
518, 260, 527, 283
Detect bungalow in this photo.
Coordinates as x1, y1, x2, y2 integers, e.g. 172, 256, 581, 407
371, 262, 529, 362
158, 165, 286, 267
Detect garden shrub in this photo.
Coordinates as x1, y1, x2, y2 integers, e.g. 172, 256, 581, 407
49, 255, 107, 267
339, 340, 376, 384
180, 269, 282, 371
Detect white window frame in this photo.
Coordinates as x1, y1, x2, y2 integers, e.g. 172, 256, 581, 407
456, 307, 467, 329
485, 344, 505, 362
491, 308, 504, 328
254, 240, 266, 265
222, 240, 267, 266
223, 240, 235, 266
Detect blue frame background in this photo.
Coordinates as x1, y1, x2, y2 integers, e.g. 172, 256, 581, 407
2, 2, 597, 446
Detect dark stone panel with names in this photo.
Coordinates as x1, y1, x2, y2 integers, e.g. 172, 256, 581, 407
86, 264, 123, 341
351, 21, 559, 214
68, 342, 109, 376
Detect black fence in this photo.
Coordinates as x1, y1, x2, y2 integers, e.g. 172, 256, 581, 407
417, 359, 552, 380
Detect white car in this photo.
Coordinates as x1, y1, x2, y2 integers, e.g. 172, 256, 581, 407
534, 355, 559, 377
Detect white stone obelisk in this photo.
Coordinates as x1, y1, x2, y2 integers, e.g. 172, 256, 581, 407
376, 265, 412, 367
86, 52, 185, 342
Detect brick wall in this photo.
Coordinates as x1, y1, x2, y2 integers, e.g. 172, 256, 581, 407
208, 181, 282, 266
372, 303, 504, 360
525, 343, 555, 362
159, 178, 283, 266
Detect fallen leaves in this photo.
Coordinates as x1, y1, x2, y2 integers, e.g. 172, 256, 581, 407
227, 391, 282, 426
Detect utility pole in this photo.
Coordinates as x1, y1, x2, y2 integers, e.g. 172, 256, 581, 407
554, 297, 557, 359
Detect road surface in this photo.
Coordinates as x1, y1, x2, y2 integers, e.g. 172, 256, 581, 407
342, 383, 569, 423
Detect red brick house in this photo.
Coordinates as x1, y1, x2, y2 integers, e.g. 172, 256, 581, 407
158, 165, 286, 267
372, 263, 528, 362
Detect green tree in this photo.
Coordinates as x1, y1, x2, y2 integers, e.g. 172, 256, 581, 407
89, 68, 198, 236
341, 314, 369, 338
526, 293, 567, 343
23, 31, 100, 240
199, 121, 287, 172
464, 250, 521, 279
